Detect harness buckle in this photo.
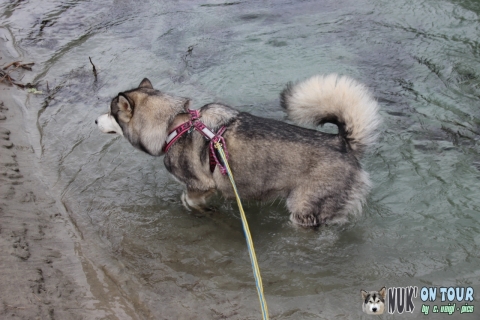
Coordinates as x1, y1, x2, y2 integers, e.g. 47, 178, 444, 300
189, 109, 200, 121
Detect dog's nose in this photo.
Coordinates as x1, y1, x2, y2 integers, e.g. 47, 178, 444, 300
95, 119, 97, 124
372, 308, 377, 312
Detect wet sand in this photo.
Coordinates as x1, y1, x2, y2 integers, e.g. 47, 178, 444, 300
0, 88, 139, 319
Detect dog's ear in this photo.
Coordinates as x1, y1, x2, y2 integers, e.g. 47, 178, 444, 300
117, 95, 133, 123
138, 78, 153, 89
379, 287, 386, 299
361, 290, 368, 300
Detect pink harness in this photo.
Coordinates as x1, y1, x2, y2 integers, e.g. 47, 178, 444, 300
162, 109, 229, 175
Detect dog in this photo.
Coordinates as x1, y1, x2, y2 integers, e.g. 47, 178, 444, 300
361, 287, 386, 315
96, 74, 380, 227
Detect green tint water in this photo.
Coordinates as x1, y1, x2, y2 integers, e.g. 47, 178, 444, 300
1, 0, 479, 318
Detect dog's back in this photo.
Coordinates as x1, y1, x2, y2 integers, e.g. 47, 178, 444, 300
213, 111, 370, 225
205, 75, 379, 226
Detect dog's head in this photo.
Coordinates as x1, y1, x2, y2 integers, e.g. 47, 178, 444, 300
96, 78, 191, 156
361, 287, 386, 315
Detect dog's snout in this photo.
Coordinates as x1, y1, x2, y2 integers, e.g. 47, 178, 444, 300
95, 119, 98, 124
372, 308, 377, 312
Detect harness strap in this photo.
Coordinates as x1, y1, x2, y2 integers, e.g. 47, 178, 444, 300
163, 121, 192, 152
162, 110, 229, 175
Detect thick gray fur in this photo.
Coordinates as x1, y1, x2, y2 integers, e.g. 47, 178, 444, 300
97, 75, 380, 227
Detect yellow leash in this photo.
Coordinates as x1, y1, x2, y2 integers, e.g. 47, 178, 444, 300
214, 141, 270, 320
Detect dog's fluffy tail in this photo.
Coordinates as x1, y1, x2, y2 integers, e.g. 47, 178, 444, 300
280, 74, 380, 157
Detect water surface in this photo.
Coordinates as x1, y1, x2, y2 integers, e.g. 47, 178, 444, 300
1, 0, 479, 318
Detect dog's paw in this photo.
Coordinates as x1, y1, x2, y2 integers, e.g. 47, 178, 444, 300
180, 192, 192, 211
289, 213, 322, 228
181, 191, 216, 214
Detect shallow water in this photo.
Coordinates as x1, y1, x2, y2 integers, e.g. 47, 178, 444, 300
1, 0, 480, 318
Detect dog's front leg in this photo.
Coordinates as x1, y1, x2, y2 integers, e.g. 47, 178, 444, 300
181, 189, 216, 213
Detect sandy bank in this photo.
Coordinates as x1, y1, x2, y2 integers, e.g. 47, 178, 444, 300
0, 87, 141, 319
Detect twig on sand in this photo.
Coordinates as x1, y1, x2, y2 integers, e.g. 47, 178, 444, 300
3, 61, 35, 71
32, 292, 42, 302
89, 56, 97, 80
6, 305, 29, 310
0, 70, 25, 88
0, 60, 36, 88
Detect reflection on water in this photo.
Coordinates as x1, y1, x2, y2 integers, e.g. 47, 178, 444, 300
1, 0, 480, 318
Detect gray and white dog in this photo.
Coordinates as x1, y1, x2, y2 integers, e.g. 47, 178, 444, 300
361, 287, 386, 315
96, 74, 380, 227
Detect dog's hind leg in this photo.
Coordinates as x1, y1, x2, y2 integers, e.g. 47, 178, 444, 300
287, 188, 347, 227
315, 194, 348, 224
286, 188, 321, 228
181, 189, 216, 213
